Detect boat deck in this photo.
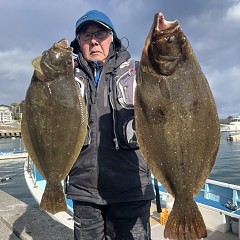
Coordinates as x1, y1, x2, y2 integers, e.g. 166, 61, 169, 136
151, 224, 239, 240
149, 204, 239, 240
31, 171, 240, 239
0, 156, 239, 239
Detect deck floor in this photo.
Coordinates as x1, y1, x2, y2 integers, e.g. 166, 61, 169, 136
150, 204, 239, 240
151, 224, 239, 240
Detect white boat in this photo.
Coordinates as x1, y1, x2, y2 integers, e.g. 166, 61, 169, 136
227, 134, 240, 141
221, 116, 240, 132
24, 156, 240, 239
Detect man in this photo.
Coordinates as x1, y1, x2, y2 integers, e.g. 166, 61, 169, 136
68, 10, 155, 239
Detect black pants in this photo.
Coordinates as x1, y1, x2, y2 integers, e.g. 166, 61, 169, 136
73, 200, 152, 240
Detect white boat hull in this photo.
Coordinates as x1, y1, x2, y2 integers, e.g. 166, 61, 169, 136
221, 124, 240, 132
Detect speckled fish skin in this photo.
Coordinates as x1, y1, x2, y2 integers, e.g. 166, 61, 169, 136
21, 39, 88, 214
135, 13, 220, 240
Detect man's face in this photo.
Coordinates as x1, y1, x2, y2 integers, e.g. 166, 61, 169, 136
78, 23, 113, 62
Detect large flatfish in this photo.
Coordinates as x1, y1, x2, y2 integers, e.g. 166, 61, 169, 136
21, 39, 87, 214
135, 13, 220, 240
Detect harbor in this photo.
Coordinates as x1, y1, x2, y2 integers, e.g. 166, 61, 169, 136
1, 154, 239, 239
1, 128, 240, 239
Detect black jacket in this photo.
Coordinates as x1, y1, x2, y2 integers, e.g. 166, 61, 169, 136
67, 42, 155, 204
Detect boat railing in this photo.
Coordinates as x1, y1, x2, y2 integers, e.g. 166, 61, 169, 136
152, 176, 240, 212
25, 156, 37, 188
203, 179, 240, 208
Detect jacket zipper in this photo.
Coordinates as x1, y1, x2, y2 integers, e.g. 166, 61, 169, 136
109, 75, 120, 150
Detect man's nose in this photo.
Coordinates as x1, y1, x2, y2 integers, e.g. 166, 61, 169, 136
90, 37, 99, 45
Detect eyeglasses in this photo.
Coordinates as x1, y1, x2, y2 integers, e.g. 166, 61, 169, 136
79, 30, 111, 41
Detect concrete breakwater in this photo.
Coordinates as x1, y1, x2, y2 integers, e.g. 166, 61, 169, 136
0, 123, 21, 139
0, 131, 21, 138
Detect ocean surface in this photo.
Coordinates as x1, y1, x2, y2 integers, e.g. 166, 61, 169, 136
1, 132, 240, 185
0, 137, 25, 154
209, 132, 240, 186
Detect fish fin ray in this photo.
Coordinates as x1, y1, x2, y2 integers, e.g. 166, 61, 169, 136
164, 198, 207, 240
40, 181, 67, 214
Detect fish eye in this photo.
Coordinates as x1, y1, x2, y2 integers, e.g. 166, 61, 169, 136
167, 36, 175, 43
181, 37, 186, 42
56, 52, 60, 59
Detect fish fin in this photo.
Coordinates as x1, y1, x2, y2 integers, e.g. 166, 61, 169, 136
164, 198, 207, 240
32, 56, 44, 75
40, 181, 67, 214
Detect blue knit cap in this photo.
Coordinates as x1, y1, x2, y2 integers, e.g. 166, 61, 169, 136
75, 10, 116, 35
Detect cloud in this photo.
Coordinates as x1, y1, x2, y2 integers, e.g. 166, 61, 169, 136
206, 66, 240, 117
0, 0, 239, 118
0, 49, 32, 77
0, 48, 34, 104
226, 1, 240, 22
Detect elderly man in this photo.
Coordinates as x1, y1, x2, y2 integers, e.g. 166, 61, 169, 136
67, 10, 155, 240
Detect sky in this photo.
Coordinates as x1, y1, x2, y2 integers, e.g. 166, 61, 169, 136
0, 0, 239, 119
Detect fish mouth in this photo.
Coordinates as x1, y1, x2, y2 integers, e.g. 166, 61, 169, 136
154, 12, 179, 34
54, 39, 69, 49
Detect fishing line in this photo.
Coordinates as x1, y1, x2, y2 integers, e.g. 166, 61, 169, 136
0, 163, 26, 183
0, 172, 22, 183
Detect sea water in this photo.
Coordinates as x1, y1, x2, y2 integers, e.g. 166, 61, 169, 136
0, 138, 25, 154
209, 132, 240, 185
0, 132, 239, 185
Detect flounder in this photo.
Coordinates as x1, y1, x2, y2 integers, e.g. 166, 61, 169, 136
135, 13, 220, 240
21, 39, 88, 214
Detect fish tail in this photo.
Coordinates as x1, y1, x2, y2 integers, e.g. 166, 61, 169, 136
164, 197, 207, 240
40, 181, 67, 214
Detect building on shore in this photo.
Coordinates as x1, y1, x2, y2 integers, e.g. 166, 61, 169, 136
0, 105, 13, 123
10, 103, 22, 120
